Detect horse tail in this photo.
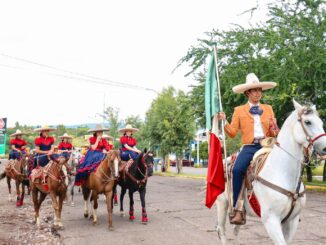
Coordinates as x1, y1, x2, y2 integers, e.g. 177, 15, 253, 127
0, 171, 6, 181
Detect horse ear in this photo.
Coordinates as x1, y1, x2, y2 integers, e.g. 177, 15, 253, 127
293, 99, 303, 111
144, 148, 147, 153
311, 105, 316, 111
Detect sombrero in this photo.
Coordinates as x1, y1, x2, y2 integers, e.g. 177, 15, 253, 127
232, 73, 277, 94
10, 129, 26, 137
119, 124, 139, 134
34, 125, 56, 132
59, 133, 73, 139
102, 134, 114, 140
88, 124, 110, 133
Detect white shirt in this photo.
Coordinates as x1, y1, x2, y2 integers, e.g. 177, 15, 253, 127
249, 102, 265, 138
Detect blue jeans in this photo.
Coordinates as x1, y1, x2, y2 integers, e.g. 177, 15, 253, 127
232, 144, 261, 207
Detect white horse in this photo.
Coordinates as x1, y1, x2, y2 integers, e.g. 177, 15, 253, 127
63, 150, 81, 206
216, 100, 326, 244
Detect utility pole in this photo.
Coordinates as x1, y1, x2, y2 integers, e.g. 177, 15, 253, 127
197, 134, 200, 166
103, 93, 106, 126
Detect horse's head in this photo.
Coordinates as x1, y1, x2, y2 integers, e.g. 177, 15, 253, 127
141, 148, 154, 177
107, 150, 120, 178
292, 99, 326, 156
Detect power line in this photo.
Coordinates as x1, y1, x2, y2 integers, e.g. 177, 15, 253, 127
0, 53, 159, 94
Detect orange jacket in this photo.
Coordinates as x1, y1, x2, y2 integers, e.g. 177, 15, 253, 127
224, 103, 278, 145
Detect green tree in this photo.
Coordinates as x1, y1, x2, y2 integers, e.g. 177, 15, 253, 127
56, 124, 67, 139
103, 107, 121, 149
177, 0, 326, 126
192, 141, 209, 162
144, 87, 195, 173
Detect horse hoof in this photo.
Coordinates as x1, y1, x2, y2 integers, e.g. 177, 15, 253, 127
129, 215, 135, 221
92, 221, 98, 226
142, 217, 148, 224
120, 212, 125, 217
84, 213, 89, 218
71, 202, 75, 207
114, 202, 118, 206
108, 226, 115, 231
89, 215, 93, 220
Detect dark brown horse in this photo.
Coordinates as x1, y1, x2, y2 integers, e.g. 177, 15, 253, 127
81, 150, 120, 230
115, 150, 154, 223
30, 157, 68, 229
0, 155, 30, 206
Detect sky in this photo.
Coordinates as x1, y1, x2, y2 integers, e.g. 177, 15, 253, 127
0, 0, 273, 127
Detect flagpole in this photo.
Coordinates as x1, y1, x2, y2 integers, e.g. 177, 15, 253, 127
213, 46, 232, 213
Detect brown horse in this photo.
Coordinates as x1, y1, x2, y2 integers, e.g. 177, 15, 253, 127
0, 155, 30, 206
82, 150, 120, 230
31, 157, 68, 229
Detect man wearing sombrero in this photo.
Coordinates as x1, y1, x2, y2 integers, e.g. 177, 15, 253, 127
9, 129, 28, 160
218, 73, 279, 224
75, 125, 113, 186
34, 125, 58, 168
119, 124, 141, 161
58, 133, 74, 159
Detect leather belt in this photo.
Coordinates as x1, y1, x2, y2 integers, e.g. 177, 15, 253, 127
253, 138, 265, 144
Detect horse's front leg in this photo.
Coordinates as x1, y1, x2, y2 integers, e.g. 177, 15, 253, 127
7, 177, 12, 201
20, 180, 25, 206
56, 187, 66, 229
261, 213, 287, 245
91, 191, 99, 225
120, 186, 127, 216
139, 187, 148, 223
82, 186, 91, 218
15, 180, 22, 207
49, 190, 60, 227
105, 190, 114, 230
129, 189, 135, 221
216, 193, 229, 245
70, 176, 75, 206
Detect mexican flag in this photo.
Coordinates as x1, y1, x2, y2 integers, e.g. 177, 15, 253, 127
205, 53, 225, 209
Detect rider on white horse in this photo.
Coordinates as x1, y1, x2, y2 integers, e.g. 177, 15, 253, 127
218, 73, 280, 224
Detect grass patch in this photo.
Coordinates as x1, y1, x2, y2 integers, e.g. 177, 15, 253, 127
304, 181, 326, 187
155, 171, 206, 179
311, 164, 324, 176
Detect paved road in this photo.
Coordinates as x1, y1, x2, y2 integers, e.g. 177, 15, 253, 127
59, 176, 326, 245
0, 160, 326, 244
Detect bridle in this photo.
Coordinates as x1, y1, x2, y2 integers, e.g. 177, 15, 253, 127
126, 152, 151, 187
297, 108, 326, 151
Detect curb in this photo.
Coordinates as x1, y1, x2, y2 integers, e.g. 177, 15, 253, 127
154, 173, 326, 191
154, 172, 206, 180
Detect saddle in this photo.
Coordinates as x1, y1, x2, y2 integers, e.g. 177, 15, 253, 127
227, 137, 276, 224
5, 160, 24, 180
30, 160, 67, 193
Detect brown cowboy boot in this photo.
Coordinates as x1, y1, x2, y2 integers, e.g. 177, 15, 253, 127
230, 210, 246, 225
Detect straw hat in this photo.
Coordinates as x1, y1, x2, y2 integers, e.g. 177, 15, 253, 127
232, 73, 277, 94
102, 134, 113, 140
34, 125, 56, 132
119, 124, 139, 134
87, 124, 110, 133
10, 129, 26, 137
59, 133, 73, 139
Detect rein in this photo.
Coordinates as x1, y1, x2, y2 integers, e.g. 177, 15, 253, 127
94, 154, 116, 185
126, 154, 148, 186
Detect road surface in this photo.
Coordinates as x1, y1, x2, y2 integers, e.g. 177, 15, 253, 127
0, 161, 325, 244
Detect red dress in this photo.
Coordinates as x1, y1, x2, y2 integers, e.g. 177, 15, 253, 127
89, 137, 113, 151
